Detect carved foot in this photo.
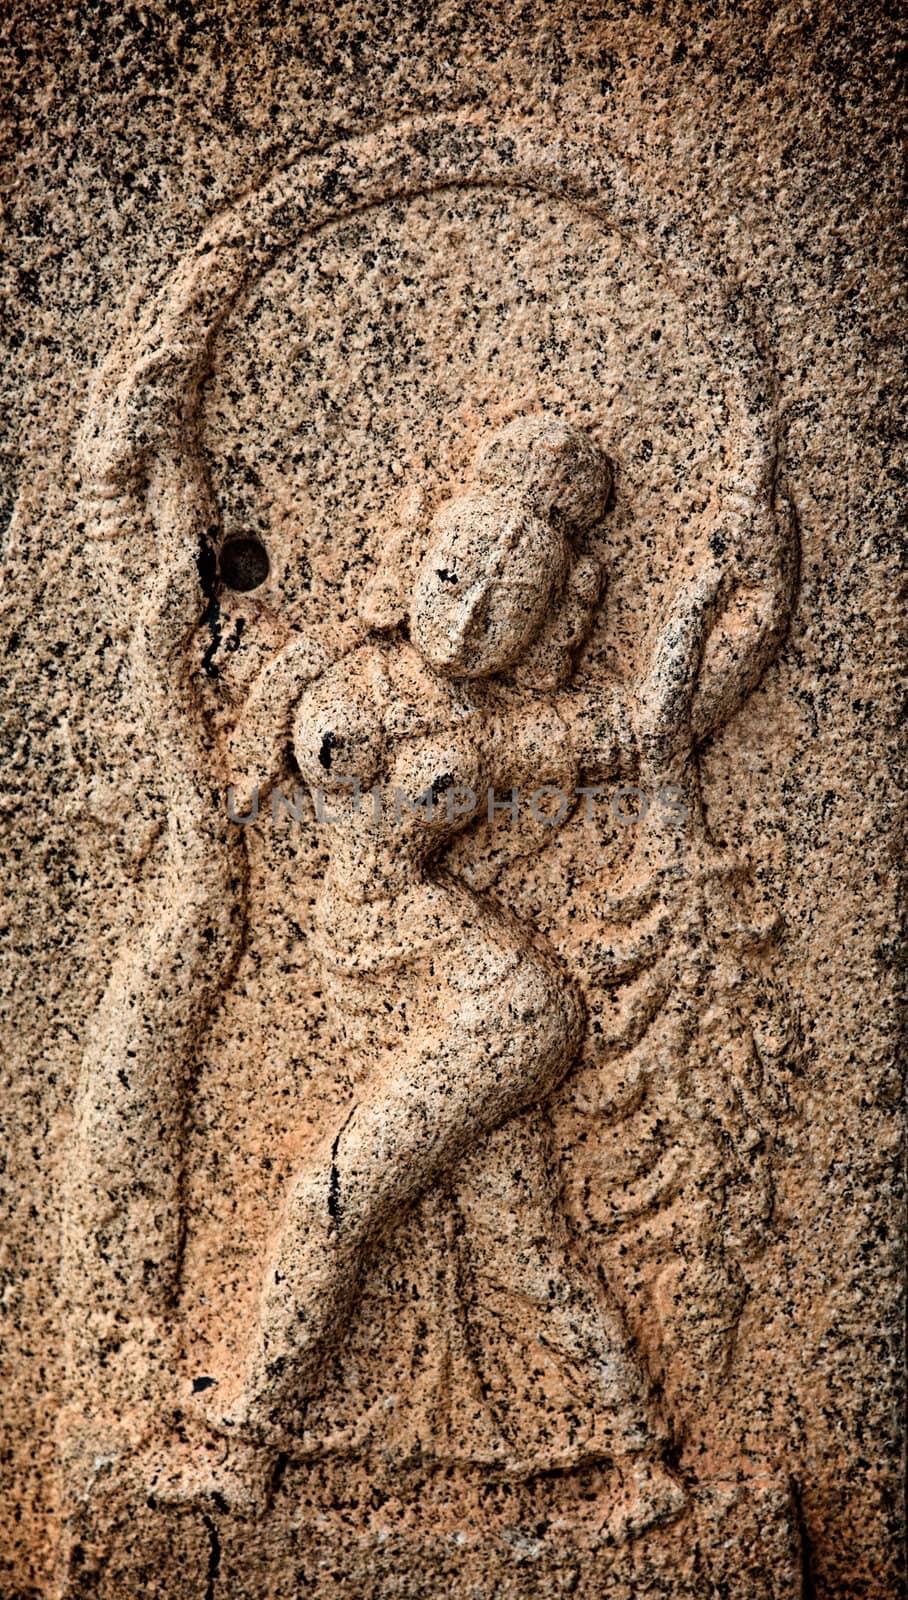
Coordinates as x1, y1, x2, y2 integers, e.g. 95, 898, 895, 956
188, 1373, 310, 1455
149, 1438, 271, 1515
604, 1456, 688, 1545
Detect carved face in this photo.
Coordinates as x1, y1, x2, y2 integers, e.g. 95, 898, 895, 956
410, 491, 567, 679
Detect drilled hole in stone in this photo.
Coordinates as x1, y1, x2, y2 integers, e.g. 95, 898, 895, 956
219, 536, 270, 592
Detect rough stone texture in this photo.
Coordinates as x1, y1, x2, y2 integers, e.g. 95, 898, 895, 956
0, 5, 903, 1598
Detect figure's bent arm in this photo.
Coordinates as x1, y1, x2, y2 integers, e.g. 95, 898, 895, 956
488, 699, 578, 797
631, 468, 798, 775
554, 684, 636, 781
491, 684, 634, 798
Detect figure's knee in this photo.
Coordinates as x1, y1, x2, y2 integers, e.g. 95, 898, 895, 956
480, 956, 585, 1107
293, 959, 586, 1231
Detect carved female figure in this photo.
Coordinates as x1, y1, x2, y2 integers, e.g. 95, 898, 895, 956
216, 415, 686, 1539
64, 359, 793, 1555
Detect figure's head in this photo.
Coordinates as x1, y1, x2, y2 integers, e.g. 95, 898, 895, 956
359, 413, 612, 688
471, 412, 612, 533
409, 491, 567, 679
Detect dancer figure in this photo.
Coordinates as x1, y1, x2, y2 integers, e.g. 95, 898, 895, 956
218, 415, 686, 1538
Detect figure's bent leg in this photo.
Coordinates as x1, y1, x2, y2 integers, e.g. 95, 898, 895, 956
451, 1112, 686, 1536
243, 954, 584, 1429
452, 1111, 658, 1463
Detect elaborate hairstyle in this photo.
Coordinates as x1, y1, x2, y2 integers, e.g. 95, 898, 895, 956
472, 413, 612, 531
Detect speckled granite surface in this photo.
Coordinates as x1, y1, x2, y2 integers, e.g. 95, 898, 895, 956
0, 5, 903, 1597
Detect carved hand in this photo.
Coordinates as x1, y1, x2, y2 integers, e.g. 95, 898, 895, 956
629, 564, 726, 780
226, 631, 337, 814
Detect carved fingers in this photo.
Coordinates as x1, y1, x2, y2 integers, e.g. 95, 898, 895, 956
690, 495, 798, 741
630, 423, 797, 771
631, 564, 727, 777
555, 684, 630, 781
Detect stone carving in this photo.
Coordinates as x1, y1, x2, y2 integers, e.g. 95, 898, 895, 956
57, 112, 799, 1593
209, 414, 686, 1541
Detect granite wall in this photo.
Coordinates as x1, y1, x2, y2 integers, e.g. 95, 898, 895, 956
0, 5, 903, 1597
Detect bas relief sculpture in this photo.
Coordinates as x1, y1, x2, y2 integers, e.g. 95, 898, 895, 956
56, 116, 802, 1595
221, 418, 686, 1541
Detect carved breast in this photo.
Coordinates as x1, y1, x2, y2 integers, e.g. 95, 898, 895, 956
293, 641, 485, 831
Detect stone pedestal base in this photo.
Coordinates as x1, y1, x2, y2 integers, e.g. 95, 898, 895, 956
59, 1458, 802, 1600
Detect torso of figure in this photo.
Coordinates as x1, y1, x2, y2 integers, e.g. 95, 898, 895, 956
293, 640, 494, 907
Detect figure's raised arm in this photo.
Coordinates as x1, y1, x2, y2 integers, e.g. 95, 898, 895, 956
630, 446, 798, 779
689, 494, 798, 744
